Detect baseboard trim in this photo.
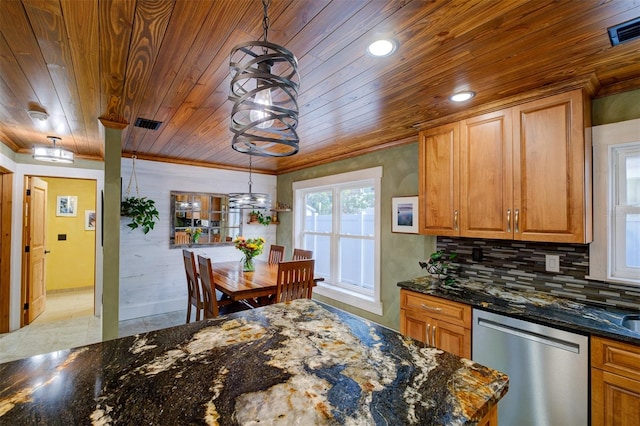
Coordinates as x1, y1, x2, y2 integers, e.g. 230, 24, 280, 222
119, 299, 185, 321
47, 286, 94, 294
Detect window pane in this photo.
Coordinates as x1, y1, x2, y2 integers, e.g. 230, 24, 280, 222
304, 234, 331, 277
339, 237, 374, 290
340, 187, 375, 236
626, 154, 640, 205
627, 213, 640, 268
304, 191, 332, 232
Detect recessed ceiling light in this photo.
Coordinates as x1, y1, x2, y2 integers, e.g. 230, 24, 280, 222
449, 91, 476, 102
367, 39, 397, 57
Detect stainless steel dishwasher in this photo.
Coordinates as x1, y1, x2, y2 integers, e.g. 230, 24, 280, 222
472, 309, 589, 426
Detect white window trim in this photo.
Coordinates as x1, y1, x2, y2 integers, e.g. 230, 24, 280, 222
292, 167, 383, 315
589, 119, 640, 286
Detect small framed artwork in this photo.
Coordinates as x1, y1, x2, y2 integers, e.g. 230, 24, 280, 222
392, 196, 419, 234
85, 210, 96, 230
56, 195, 78, 217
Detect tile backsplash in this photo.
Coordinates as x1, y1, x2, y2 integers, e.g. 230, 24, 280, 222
437, 237, 640, 311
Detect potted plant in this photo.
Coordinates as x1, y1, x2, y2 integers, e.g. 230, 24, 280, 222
419, 250, 458, 285
121, 196, 159, 234
248, 210, 271, 226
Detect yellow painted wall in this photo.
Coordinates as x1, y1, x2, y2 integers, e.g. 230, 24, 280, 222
42, 177, 96, 291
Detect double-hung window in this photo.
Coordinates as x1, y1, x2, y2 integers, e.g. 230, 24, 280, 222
590, 119, 640, 285
612, 144, 640, 280
293, 167, 382, 314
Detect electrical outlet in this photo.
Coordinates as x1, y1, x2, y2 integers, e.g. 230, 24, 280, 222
545, 254, 560, 273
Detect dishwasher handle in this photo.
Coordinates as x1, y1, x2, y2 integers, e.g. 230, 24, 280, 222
476, 317, 582, 354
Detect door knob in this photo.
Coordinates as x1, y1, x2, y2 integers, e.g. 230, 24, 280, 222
44, 250, 51, 254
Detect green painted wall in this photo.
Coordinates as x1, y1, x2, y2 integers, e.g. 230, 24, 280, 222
592, 89, 640, 125
276, 143, 436, 331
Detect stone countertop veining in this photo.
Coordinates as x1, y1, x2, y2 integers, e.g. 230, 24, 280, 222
398, 276, 640, 345
0, 299, 508, 425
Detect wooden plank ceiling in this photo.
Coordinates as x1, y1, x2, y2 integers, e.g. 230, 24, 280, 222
1, 0, 639, 174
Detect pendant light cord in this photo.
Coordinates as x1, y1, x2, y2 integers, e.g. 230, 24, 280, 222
262, 0, 270, 42
248, 155, 254, 195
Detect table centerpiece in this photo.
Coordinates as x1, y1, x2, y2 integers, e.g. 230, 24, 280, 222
233, 236, 265, 271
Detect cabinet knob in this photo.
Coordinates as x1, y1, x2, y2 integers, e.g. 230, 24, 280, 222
454, 210, 459, 231
506, 209, 511, 233
515, 209, 520, 233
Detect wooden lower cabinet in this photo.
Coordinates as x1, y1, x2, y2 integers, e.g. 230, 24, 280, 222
400, 289, 471, 358
591, 336, 640, 426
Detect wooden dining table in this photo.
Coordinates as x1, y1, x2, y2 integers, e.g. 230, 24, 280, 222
211, 259, 322, 304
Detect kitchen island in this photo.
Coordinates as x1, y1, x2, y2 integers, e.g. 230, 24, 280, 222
0, 299, 508, 425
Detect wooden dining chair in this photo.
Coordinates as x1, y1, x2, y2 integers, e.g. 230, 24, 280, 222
196, 255, 221, 318
197, 255, 252, 317
292, 248, 313, 260
268, 244, 286, 264
274, 259, 315, 303
182, 249, 202, 323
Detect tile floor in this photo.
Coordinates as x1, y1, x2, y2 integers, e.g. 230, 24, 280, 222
0, 288, 188, 364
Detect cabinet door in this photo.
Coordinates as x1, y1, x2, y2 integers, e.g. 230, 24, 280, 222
400, 308, 430, 344
433, 319, 471, 358
591, 368, 640, 426
460, 110, 513, 239
419, 123, 460, 236
512, 89, 591, 243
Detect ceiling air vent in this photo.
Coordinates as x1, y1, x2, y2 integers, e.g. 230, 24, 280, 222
134, 117, 162, 130
608, 17, 640, 46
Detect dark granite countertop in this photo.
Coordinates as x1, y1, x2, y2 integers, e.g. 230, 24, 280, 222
0, 299, 508, 425
398, 276, 640, 346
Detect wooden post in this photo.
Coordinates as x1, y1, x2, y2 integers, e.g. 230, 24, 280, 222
99, 117, 127, 340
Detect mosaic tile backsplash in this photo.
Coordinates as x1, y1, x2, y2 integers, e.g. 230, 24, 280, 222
437, 237, 640, 311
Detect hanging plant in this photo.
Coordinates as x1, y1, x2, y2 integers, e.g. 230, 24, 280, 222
121, 196, 159, 234
121, 155, 159, 234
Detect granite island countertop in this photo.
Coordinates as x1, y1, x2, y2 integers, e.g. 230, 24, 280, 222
0, 299, 508, 425
398, 276, 640, 345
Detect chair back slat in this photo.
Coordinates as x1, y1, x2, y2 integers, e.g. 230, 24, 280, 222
182, 249, 202, 322
275, 259, 315, 303
292, 248, 313, 260
268, 244, 286, 264
197, 255, 220, 318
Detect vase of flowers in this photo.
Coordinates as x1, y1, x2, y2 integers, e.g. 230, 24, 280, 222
186, 227, 202, 244
233, 236, 265, 272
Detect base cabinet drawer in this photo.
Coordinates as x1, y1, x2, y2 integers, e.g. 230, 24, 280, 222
400, 289, 471, 358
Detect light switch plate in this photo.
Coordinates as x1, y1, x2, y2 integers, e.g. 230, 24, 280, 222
545, 254, 560, 273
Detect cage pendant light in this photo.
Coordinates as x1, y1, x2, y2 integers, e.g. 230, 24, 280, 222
228, 155, 271, 210
229, 0, 300, 157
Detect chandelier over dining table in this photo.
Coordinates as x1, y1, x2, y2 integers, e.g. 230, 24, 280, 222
228, 0, 300, 157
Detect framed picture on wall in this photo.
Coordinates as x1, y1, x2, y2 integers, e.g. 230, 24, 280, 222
85, 210, 96, 230
392, 196, 419, 234
56, 195, 78, 217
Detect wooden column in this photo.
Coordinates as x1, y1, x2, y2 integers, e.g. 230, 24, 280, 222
99, 118, 127, 340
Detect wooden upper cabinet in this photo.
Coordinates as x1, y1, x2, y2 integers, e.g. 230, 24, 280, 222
460, 110, 513, 239
512, 90, 592, 243
419, 89, 592, 243
419, 122, 459, 236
